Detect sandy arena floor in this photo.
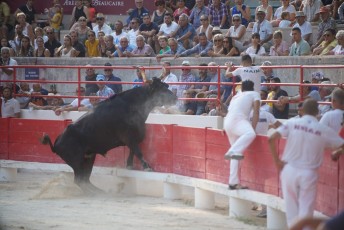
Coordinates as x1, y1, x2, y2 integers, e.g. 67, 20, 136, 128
0, 170, 266, 230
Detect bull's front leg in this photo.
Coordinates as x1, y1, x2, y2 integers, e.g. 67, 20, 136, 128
127, 144, 152, 171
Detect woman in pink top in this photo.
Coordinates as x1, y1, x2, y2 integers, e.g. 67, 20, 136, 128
173, 0, 190, 23
269, 30, 289, 56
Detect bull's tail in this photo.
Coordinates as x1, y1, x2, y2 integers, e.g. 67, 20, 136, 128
40, 133, 56, 153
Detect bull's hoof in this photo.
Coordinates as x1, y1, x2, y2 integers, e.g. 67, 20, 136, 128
78, 182, 105, 196
144, 167, 153, 172
126, 165, 133, 170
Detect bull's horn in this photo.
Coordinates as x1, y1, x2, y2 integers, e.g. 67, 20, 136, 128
141, 69, 148, 83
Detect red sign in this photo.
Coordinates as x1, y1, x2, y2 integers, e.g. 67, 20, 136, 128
8, 0, 154, 16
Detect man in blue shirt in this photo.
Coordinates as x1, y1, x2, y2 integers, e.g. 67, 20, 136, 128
176, 32, 213, 57
126, 0, 149, 26
175, 13, 196, 49
103, 62, 122, 94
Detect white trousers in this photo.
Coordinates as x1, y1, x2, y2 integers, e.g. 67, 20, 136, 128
224, 117, 256, 185
281, 164, 318, 228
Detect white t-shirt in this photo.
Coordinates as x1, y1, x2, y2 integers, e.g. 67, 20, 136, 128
111, 31, 128, 45
277, 115, 344, 169
1, 97, 20, 118
331, 45, 344, 55
244, 46, 266, 58
274, 5, 296, 19
231, 66, 263, 92
159, 22, 179, 36
319, 109, 344, 133
226, 91, 260, 120
0, 58, 18, 86
162, 73, 179, 91
250, 108, 277, 135
292, 21, 312, 39
70, 98, 91, 108
127, 29, 139, 48
93, 23, 113, 38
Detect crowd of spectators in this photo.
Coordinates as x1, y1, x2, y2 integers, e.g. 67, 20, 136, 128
1, 0, 344, 119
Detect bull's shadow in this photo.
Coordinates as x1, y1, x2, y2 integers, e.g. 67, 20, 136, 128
41, 76, 177, 194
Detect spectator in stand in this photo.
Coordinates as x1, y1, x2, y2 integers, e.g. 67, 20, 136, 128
29, 93, 65, 110
83, 0, 96, 29
96, 74, 114, 99
302, 0, 322, 22
17, 82, 31, 109
16, 13, 34, 46
128, 18, 140, 48
133, 66, 144, 88
14, 0, 37, 25
260, 61, 275, 92
1, 87, 20, 118
34, 36, 50, 57
0, 0, 12, 40
138, 14, 159, 52
241, 33, 266, 58
254, 0, 273, 22
176, 32, 212, 57
54, 34, 77, 57
326, 30, 344, 55
102, 35, 116, 58
9, 25, 24, 56
289, 27, 311, 56
189, 0, 209, 29
220, 36, 240, 56
291, 0, 303, 11
271, 0, 296, 27
176, 60, 195, 100
103, 63, 122, 94
156, 37, 186, 60
269, 30, 289, 56
175, 13, 196, 49
310, 71, 323, 91
318, 80, 333, 117
173, 0, 190, 23
208, 33, 224, 57
92, 13, 112, 38
78, 93, 99, 111
292, 11, 313, 45
70, 30, 86, 57
252, 7, 273, 52
0, 47, 18, 91
188, 63, 210, 115
47, 0, 64, 27
111, 36, 135, 58
313, 28, 337, 55
151, 0, 169, 27
209, 0, 228, 28
127, 34, 156, 57
177, 90, 197, 115
85, 30, 100, 57
225, 14, 246, 53
49, 4, 62, 41
127, 0, 150, 26
159, 61, 178, 95
279, 11, 292, 28
312, 6, 336, 52
270, 77, 289, 119
55, 87, 91, 115
69, 0, 89, 29
156, 12, 179, 39
157, 35, 171, 54
33, 27, 48, 50
97, 31, 107, 57
70, 16, 92, 46
84, 64, 98, 96
0, 37, 15, 57
195, 14, 213, 43
111, 20, 128, 46
17, 36, 34, 57
230, 0, 251, 27
205, 61, 226, 97
44, 26, 61, 57
30, 83, 49, 107
320, 88, 344, 132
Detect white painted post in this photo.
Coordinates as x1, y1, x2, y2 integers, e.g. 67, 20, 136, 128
267, 207, 288, 230
195, 188, 215, 209
163, 182, 182, 199
0, 168, 17, 182
229, 197, 252, 218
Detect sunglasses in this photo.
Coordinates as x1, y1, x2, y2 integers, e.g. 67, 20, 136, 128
79, 19, 86, 22
96, 17, 104, 20
223, 40, 229, 43
323, 34, 331, 37
214, 39, 222, 42
88, 34, 95, 37
46, 32, 54, 34
233, 19, 240, 22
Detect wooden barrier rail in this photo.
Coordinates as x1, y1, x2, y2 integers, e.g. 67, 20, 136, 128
0, 118, 343, 221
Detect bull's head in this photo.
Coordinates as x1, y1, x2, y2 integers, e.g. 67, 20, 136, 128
148, 77, 177, 107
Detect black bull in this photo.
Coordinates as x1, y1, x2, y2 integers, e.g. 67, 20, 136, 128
41, 77, 177, 192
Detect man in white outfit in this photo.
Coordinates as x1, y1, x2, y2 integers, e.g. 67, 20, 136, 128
268, 99, 344, 228
320, 88, 344, 133
225, 54, 263, 93
224, 80, 260, 190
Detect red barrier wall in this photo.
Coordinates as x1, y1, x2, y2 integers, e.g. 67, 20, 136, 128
0, 118, 342, 216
